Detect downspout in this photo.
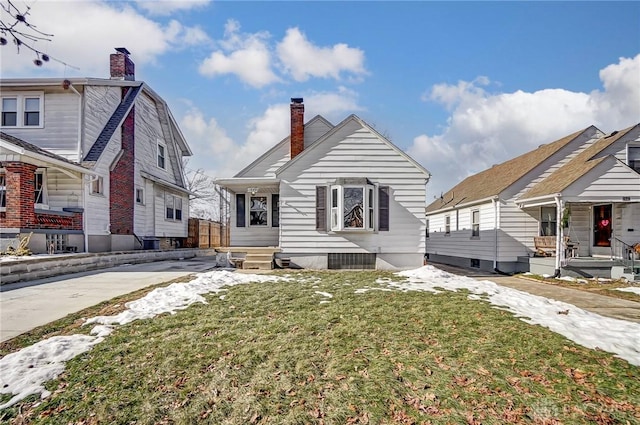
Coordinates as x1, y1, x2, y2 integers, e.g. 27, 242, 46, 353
492, 198, 509, 275
554, 196, 563, 277
65, 81, 89, 253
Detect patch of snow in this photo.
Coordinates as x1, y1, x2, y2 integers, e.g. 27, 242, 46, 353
558, 276, 577, 282
314, 291, 333, 299
615, 287, 640, 296
392, 266, 640, 366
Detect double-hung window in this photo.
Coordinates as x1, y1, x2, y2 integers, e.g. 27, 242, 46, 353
34, 170, 47, 207
445, 215, 451, 235
0, 172, 6, 210
1, 93, 44, 127
165, 193, 183, 221
629, 146, 640, 173
471, 210, 480, 237
540, 206, 557, 236
157, 142, 166, 169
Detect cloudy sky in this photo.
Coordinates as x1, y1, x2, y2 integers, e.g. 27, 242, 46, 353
2, 0, 639, 199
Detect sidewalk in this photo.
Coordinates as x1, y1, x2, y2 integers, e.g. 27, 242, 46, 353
431, 263, 640, 323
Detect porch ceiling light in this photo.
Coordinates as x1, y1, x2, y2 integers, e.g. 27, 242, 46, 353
247, 187, 259, 195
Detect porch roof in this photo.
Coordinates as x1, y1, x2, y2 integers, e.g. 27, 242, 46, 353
518, 125, 637, 201
215, 177, 280, 194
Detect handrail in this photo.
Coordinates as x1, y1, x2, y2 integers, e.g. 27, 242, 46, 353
613, 237, 636, 271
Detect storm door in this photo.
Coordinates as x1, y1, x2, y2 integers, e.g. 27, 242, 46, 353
592, 204, 612, 256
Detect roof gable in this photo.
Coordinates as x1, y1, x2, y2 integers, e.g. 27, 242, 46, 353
234, 115, 333, 178
83, 84, 143, 161
519, 124, 639, 200
275, 114, 431, 177
425, 126, 600, 213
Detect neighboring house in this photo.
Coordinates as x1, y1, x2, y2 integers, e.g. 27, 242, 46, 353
0, 48, 193, 254
425, 124, 640, 278
216, 98, 431, 270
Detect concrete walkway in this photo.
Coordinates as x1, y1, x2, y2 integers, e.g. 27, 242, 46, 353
431, 263, 640, 323
0, 257, 219, 342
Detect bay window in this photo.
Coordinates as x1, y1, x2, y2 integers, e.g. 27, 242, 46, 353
320, 179, 389, 232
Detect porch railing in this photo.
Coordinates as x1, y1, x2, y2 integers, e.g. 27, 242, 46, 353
613, 237, 637, 271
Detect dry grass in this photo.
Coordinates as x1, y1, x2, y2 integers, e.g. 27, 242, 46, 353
1, 270, 639, 424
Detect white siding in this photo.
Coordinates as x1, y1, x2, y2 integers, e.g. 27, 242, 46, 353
277, 123, 427, 257
46, 169, 83, 211
3, 90, 80, 160
565, 159, 640, 201
230, 193, 279, 246
153, 187, 189, 237
82, 86, 121, 157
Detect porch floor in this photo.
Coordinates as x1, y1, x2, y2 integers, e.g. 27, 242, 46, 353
524, 255, 637, 279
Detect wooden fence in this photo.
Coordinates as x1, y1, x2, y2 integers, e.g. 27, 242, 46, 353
187, 218, 229, 248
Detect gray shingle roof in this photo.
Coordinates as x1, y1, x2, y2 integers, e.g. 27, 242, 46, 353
83, 84, 142, 161
0, 131, 85, 168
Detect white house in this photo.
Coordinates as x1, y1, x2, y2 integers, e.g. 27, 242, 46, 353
425, 124, 640, 278
0, 48, 193, 253
215, 98, 431, 270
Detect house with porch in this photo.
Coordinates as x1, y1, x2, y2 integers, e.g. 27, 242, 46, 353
0, 48, 193, 254
215, 98, 431, 270
425, 123, 640, 279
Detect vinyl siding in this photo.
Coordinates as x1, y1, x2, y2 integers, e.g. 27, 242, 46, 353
45, 169, 83, 210
83, 86, 121, 158
153, 187, 189, 237
2, 90, 80, 160
230, 193, 279, 246
277, 124, 427, 256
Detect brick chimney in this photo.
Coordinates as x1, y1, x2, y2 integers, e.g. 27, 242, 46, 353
110, 47, 135, 81
290, 97, 304, 159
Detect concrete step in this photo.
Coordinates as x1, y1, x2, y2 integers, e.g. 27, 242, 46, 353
243, 260, 273, 270
245, 253, 274, 260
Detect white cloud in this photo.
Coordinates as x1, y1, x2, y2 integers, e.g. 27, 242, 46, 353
0, 1, 210, 77
409, 54, 640, 200
134, 0, 210, 16
276, 27, 367, 82
198, 19, 279, 88
179, 89, 364, 178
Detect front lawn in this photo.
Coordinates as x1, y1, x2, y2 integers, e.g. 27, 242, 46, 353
1, 270, 638, 424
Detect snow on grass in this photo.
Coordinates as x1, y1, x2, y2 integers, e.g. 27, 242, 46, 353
0, 270, 287, 409
616, 286, 640, 296
388, 266, 640, 366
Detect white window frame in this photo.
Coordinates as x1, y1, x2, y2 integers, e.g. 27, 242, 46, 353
471, 209, 480, 238
329, 183, 376, 232
0, 171, 6, 211
157, 141, 166, 169
34, 169, 48, 208
165, 193, 183, 221
249, 195, 268, 227
135, 187, 145, 205
90, 176, 104, 195
628, 145, 640, 173
540, 206, 557, 236
1, 92, 44, 128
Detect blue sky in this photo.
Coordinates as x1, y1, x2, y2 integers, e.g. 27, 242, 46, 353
2, 0, 639, 200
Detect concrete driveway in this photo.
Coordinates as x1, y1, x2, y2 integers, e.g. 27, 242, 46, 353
0, 257, 219, 342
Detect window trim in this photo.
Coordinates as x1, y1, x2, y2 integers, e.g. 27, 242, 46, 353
1, 92, 44, 128
34, 169, 48, 208
628, 145, 640, 173
249, 195, 269, 227
135, 187, 145, 205
0, 171, 6, 211
165, 193, 183, 222
540, 206, 557, 236
330, 183, 376, 232
471, 209, 480, 238
157, 141, 166, 169
90, 176, 104, 196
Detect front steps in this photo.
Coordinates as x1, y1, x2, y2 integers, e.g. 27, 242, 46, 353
215, 247, 280, 270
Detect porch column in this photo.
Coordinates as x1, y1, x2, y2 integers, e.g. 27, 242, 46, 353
4, 162, 37, 229
555, 196, 564, 275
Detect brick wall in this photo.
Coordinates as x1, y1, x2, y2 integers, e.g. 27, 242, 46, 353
1, 162, 37, 229
290, 100, 304, 159
109, 88, 135, 236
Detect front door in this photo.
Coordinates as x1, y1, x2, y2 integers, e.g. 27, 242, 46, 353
592, 204, 612, 256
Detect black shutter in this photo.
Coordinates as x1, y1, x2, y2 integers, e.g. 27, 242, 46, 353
316, 186, 326, 231
236, 194, 245, 227
272, 194, 280, 227
378, 186, 389, 231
